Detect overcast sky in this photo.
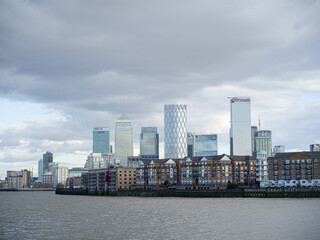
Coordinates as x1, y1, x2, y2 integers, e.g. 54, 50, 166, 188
0, 0, 320, 179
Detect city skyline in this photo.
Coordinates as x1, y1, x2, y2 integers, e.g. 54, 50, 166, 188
0, 1, 320, 179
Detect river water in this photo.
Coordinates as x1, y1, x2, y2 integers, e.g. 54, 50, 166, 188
0, 191, 319, 240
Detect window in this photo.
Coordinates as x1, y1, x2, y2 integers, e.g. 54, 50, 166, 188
315, 159, 318, 163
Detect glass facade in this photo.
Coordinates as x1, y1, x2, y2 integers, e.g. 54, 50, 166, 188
115, 114, 133, 166
254, 130, 272, 157
43, 151, 53, 173
187, 132, 195, 157
194, 134, 218, 156
230, 97, 252, 155
164, 104, 187, 159
140, 127, 159, 160
93, 127, 110, 153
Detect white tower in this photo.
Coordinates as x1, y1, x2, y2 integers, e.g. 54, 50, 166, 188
115, 114, 133, 166
256, 150, 269, 187
230, 97, 252, 155
164, 104, 187, 159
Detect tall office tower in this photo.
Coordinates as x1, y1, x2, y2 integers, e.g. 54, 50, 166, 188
230, 97, 252, 156
273, 145, 285, 156
115, 114, 133, 166
194, 134, 218, 156
164, 104, 187, 159
140, 127, 159, 160
251, 126, 258, 156
310, 144, 320, 152
187, 132, 195, 157
38, 158, 43, 181
43, 151, 53, 173
254, 130, 272, 157
93, 127, 110, 153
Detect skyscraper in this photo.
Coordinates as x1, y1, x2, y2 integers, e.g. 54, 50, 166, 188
43, 151, 53, 173
254, 130, 272, 157
187, 132, 195, 157
93, 127, 110, 153
140, 127, 159, 160
164, 104, 187, 159
38, 158, 43, 181
115, 114, 133, 166
251, 126, 258, 156
230, 97, 252, 155
194, 134, 218, 156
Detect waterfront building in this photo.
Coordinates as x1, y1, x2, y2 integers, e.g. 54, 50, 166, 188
267, 151, 320, 187
93, 127, 110, 153
115, 114, 133, 166
81, 167, 135, 191
310, 144, 320, 152
164, 104, 187, 159
38, 159, 43, 182
256, 151, 269, 187
133, 155, 257, 190
187, 132, 195, 157
230, 155, 257, 185
49, 163, 69, 187
140, 127, 159, 160
251, 126, 258, 156
230, 97, 252, 155
254, 130, 272, 157
117, 168, 136, 190
22, 169, 32, 188
66, 176, 82, 189
8, 176, 23, 189
194, 134, 218, 157
273, 145, 285, 156
41, 172, 53, 187
43, 151, 53, 173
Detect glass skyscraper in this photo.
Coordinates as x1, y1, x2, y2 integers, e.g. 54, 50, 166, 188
254, 130, 272, 157
140, 127, 159, 160
230, 97, 252, 155
93, 127, 110, 153
187, 132, 195, 157
115, 114, 133, 166
194, 134, 218, 156
164, 104, 187, 159
43, 151, 53, 173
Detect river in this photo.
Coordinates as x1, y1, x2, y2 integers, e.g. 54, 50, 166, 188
1, 191, 319, 239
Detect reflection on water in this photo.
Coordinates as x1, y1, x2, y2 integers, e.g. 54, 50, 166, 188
1, 192, 320, 240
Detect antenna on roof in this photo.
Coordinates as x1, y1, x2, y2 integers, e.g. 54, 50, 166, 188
259, 114, 261, 131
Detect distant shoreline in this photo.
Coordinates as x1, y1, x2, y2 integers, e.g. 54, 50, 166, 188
56, 188, 320, 198
0, 188, 55, 192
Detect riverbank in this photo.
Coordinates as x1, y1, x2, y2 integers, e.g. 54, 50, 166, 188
56, 187, 320, 198
0, 188, 55, 191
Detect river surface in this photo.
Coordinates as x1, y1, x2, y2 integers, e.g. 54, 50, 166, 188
0, 191, 320, 240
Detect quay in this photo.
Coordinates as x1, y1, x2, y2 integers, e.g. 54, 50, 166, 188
56, 187, 320, 198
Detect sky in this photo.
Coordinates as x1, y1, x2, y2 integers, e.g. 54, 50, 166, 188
0, 0, 320, 179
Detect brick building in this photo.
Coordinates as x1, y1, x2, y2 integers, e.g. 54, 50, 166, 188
268, 152, 320, 187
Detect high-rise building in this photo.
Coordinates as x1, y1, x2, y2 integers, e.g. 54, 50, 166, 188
115, 114, 133, 166
251, 126, 258, 156
187, 132, 195, 157
164, 104, 187, 159
310, 144, 320, 152
93, 127, 110, 153
273, 145, 285, 156
254, 130, 272, 157
38, 158, 43, 181
140, 127, 159, 160
194, 134, 218, 156
230, 97, 252, 155
43, 151, 53, 173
